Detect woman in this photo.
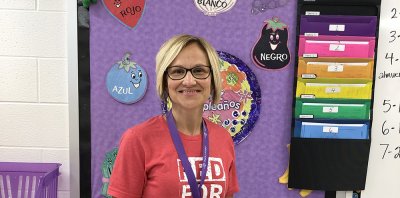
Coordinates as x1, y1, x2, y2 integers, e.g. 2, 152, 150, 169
108, 34, 239, 198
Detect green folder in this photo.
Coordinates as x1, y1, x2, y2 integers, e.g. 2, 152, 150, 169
295, 98, 371, 120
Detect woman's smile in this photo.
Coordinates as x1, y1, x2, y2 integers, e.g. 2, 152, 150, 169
178, 89, 201, 95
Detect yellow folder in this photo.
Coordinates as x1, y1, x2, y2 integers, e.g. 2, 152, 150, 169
296, 78, 373, 99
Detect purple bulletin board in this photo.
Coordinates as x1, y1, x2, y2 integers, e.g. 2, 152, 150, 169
89, 1, 325, 197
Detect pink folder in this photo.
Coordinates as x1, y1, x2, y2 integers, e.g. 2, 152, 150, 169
298, 35, 376, 58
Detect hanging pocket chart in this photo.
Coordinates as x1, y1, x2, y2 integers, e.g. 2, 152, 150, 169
298, 57, 374, 79
299, 35, 376, 58
295, 98, 371, 120
300, 15, 377, 37
289, 0, 381, 191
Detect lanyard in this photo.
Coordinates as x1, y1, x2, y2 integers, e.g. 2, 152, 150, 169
166, 111, 209, 198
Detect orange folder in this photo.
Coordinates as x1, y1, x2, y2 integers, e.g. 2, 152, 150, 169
297, 57, 374, 79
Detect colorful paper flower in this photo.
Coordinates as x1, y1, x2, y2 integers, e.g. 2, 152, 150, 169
221, 65, 246, 92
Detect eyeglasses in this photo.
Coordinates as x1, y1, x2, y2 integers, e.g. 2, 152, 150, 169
166, 65, 211, 80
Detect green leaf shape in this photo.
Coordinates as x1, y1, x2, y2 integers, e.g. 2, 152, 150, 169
265, 17, 287, 32
117, 53, 137, 72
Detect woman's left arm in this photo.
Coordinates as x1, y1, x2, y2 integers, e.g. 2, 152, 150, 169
226, 136, 240, 197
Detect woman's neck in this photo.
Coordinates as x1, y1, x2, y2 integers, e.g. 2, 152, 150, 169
171, 107, 203, 136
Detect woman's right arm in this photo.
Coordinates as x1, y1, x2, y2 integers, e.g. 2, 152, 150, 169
107, 129, 147, 198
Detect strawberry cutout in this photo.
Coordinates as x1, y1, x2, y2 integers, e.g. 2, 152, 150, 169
102, 0, 146, 29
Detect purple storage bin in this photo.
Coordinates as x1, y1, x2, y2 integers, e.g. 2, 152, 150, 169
0, 162, 61, 198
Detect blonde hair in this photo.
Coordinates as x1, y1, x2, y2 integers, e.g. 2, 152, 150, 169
156, 34, 221, 104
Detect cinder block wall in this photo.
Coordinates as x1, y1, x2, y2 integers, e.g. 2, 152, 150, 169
0, 1, 70, 197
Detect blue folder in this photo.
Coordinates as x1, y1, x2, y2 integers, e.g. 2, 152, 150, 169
294, 120, 369, 139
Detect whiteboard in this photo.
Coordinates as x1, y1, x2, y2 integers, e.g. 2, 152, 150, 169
362, 0, 400, 197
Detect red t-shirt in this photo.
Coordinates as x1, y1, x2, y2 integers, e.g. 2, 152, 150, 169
108, 115, 239, 198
